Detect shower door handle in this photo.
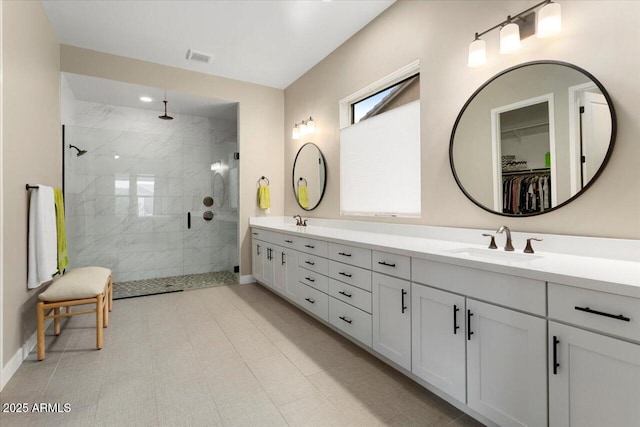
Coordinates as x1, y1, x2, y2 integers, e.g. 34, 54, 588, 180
187, 212, 191, 229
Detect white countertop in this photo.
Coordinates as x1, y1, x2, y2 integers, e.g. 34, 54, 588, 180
250, 218, 640, 299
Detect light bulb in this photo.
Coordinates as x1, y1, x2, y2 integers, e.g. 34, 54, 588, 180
500, 22, 521, 54
292, 124, 300, 140
306, 117, 315, 134
468, 38, 487, 68
537, 2, 561, 38
299, 121, 308, 136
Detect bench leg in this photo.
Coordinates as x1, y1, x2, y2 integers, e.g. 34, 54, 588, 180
37, 302, 46, 361
108, 277, 113, 312
103, 292, 109, 328
54, 308, 61, 335
96, 294, 103, 350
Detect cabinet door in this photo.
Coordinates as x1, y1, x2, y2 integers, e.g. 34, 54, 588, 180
372, 273, 411, 370
252, 239, 264, 283
262, 245, 274, 288
411, 284, 466, 403
467, 299, 547, 427
282, 247, 298, 301
272, 246, 285, 295
549, 321, 640, 427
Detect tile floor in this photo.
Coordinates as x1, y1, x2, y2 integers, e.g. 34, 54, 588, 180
0, 283, 484, 426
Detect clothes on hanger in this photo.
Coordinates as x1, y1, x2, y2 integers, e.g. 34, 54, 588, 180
502, 173, 551, 215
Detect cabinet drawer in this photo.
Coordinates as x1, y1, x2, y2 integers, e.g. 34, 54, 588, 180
298, 267, 329, 294
372, 250, 410, 280
328, 243, 371, 269
298, 253, 329, 276
329, 279, 372, 313
251, 228, 281, 245
328, 261, 372, 292
549, 282, 640, 342
298, 284, 329, 322
282, 234, 297, 248
297, 237, 328, 257
329, 297, 372, 347
412, 258, 545, 316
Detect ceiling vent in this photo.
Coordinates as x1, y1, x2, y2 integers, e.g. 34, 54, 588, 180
186, 49, 213, 64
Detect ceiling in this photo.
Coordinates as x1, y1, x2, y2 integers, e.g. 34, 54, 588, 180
42, 0, 395, 89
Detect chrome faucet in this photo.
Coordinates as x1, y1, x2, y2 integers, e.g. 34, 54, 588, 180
293, 215, 303, 226
496, 226, 514, 251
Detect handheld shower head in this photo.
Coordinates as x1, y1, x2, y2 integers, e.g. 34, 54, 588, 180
69, 144, 88, 157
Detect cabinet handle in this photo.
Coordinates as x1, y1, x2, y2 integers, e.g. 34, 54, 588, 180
338, 272, 352, 278
574, 306, 630, 322
378, 261, 396, 268
338, 291, 352, 298
339, 316, 352, 324
305, 244, 315, 249
401, 289, 407, 313
268, 248, 272, 260
467, 310, 474, 340
257, 244, 261, 255
305, 277, 315, 282
338, 252, 352, 257
305, 298, 315, 304
281, 253, 285, 265
553, 336, 560, 375
285, 239, 293, 243
305, 260, 315, 266
252, 232, 258, 235
453, 305, 460, 335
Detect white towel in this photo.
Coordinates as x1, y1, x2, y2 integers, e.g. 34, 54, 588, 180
27, 185, 58, 289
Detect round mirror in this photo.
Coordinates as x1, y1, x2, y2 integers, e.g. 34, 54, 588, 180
292, 142, 327, 210
450, 61, 616, 217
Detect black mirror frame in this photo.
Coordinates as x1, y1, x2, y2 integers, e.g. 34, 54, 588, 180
449, 60, 617, 217
292, 142, 327, 211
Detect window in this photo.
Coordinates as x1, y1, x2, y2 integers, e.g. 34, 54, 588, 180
339, 61, 421, 217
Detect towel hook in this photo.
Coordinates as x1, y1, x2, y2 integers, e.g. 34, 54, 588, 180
298, 177, 308, 186
257, 176, 270, 186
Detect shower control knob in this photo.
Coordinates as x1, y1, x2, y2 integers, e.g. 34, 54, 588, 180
203, 211, 214, 221
203, 196, 214, 207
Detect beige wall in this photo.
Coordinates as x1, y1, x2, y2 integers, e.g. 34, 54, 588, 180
59, 45, 285, 278
284, 0, 640, 239
2, 1, 61, 366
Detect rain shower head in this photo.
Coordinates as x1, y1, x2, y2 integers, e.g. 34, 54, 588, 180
159, 100, 174, 120
69, 144, 88, 157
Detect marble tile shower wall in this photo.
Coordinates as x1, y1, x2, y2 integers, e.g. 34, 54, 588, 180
65, 100, 238, 282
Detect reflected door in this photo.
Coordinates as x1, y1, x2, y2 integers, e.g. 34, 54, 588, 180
580, 92, 611, 186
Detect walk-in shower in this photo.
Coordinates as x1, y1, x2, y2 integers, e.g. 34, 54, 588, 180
62, 73, 239, 296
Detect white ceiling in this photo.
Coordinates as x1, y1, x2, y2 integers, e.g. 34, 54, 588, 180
64, 72, 238, 119
42, 0, 395, 89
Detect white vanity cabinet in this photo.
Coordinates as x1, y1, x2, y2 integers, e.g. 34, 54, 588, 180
372, 271, 412, 370
411, 284, 466, 403
251, 238, 265, 284
548, 283, 640, 427
271, 246, 298, 300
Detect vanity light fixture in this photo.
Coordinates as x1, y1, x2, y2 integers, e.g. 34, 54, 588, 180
468, 0, 562, 68
291, 117, 316, 140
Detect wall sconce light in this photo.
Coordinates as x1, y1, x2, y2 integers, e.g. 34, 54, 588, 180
468, 0, 561, 68
292, 117, 316, 140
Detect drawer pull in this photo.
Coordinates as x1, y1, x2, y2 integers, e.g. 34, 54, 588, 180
553, 336, 560, 375
338, 291, 352, 298
378, 261, 396, 268
467, 310, 474, 341
338, 252, 352, 257
305, 244, 315, 249
305, 277, 315, 283
305, 260, 315, 266
305, 298, 315, 304
338, 272, 352, 278
453, 305, 460, 335
574, 306, 630, 322
401, 289, 407, 313
285, 239, 293, 243
252, 232, 258, 235
339, 316, 352, 324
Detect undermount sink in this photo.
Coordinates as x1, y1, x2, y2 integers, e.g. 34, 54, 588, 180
447, 247, 543, 263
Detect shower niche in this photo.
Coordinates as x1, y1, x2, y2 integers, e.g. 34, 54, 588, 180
62, 73, 239, 284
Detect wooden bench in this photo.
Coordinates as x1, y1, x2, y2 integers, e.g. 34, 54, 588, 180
36, 267, 113, 360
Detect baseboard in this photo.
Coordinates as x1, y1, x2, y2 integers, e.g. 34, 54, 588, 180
0, 318, 52, 391
239, 275, 255, 285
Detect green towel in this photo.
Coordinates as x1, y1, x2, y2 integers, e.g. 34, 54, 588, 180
298, 186, 309, 209
53, 188, 69, 273
258, 185, 271, 210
